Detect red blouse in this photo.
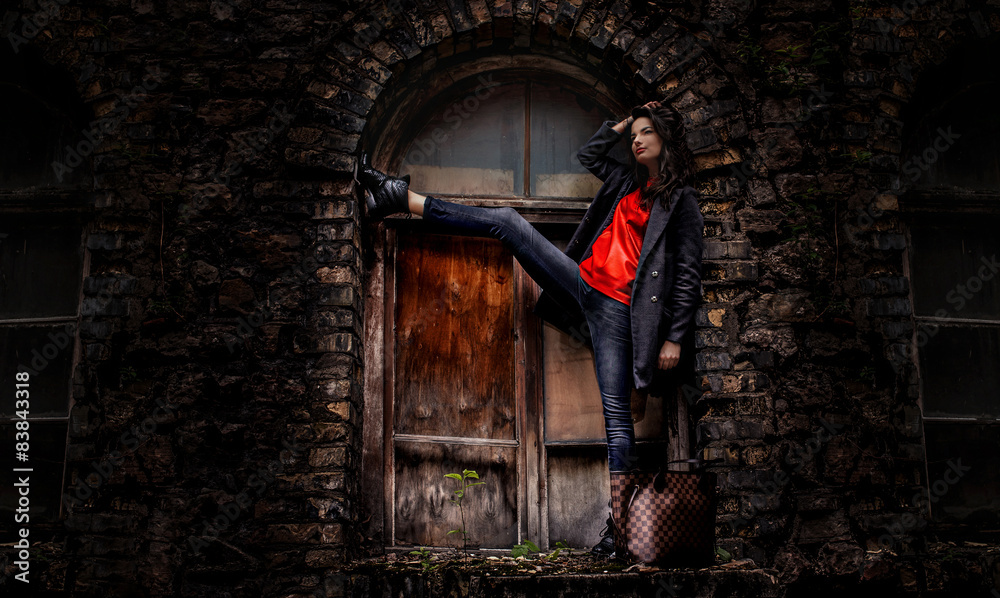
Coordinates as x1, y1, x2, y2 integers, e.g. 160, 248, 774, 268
579, 183, 653, 306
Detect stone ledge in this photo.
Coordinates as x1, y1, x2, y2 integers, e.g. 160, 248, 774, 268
320, 556, 781, 598
306, 542, 1000, 597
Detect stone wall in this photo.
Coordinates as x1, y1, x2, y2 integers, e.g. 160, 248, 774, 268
1, 0, 998, 596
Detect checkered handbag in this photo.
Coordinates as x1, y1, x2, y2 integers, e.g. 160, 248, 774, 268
609, 458, 719, 566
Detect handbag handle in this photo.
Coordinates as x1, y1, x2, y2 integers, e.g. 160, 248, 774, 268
609, 484, 639, 551
612, 484, 641, 548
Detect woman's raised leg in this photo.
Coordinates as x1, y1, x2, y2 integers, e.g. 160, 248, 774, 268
407, 190, 426, 217
357, 157, 581, 307
417, 194, 583, 309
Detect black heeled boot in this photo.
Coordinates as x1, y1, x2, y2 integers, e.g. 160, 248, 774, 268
354, 152, 411, 220
591, 513, 616, 557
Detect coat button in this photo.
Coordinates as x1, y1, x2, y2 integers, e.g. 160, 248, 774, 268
586, 217, 591, 222
651, 296, 658, 303
652, 271, 658, 277
574, 240, 580, 244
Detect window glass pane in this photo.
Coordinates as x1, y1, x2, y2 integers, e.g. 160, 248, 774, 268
530, 83, 627, 198
0, 325, 75, 417
543, 322, 604, 441
0, 422, 67, 538
903, 82, 1000, 191
924, 423, 1000, 523
0, 221, 83, 319
400, 82, 525, 197
542, 320, 669, 442
0, 84, 87, 189
909, 214, 1000, 320
918, 323, 1000, 418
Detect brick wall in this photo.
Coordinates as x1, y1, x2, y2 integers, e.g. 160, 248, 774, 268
1, 0, 998, 596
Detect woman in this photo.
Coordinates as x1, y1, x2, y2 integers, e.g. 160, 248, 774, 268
356, 99, 704, 556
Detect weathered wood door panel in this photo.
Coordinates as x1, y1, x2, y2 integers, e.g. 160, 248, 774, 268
394, 442, 517, 548
394, 233, 516, 440
390, 232, 520, 548
545, 446, 609, 548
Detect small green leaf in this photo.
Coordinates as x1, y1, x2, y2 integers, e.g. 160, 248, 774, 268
465, 471, 480, 479
444, 473, 463, 480
447, 529, 460, 535
525, 540, 539, 552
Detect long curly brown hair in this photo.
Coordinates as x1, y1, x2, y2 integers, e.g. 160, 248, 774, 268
628, 102, 697, 212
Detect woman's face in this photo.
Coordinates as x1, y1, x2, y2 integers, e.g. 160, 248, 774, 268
630, 116, 663, 173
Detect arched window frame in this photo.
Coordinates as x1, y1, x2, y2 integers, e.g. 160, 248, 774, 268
360, 59, 688, 551
372, 60, 630, 223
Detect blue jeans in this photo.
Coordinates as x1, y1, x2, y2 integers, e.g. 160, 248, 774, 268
422, 196, 638, 471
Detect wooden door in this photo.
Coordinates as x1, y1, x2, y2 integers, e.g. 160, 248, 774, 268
373, 227, 687, 550
388, 231, 523, 548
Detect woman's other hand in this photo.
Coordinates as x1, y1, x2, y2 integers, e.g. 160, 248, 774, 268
658, 339, 681, 369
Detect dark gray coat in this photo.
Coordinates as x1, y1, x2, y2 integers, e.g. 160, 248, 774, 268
532, 120, 704, 396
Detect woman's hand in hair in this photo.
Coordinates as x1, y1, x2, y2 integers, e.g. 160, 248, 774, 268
614, 101, 664, 134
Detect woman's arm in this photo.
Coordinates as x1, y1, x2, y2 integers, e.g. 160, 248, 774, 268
576, 119, 630, 183
662, 187, 705, 345
610, 115, 633, 136
577, 100, 664, 182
